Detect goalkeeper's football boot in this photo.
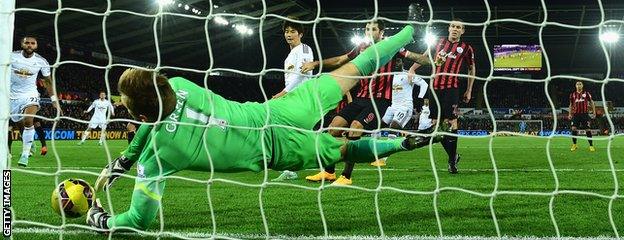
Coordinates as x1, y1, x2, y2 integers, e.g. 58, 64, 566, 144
370, 158, 387, 167
407, 2, 426, 39
330, 175, 352, 186
589, 146, 596, 152
570, 144, 578, 151
17, 155, 29, 167
40, 146, 48, 156
305, 171, 336, 182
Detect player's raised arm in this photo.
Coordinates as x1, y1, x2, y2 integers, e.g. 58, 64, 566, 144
404, 50, 430, 65
301, 54, 350, 73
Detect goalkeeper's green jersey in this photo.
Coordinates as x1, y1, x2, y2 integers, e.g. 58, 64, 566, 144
125, 77, 271, 173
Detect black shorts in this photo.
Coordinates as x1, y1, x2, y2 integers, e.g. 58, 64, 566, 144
337, 97, 392, 130
430, 88, 459, 120
571, 113, 591, 129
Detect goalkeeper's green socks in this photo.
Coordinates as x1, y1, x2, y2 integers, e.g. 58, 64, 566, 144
343, 137, 407, 164
349, 25, 415, 75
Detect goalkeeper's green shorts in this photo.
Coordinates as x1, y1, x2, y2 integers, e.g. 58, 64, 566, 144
267, 74, 343, 130
266, 74, 345, 171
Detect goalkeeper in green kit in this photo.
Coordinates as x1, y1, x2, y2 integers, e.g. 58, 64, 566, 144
87, 6, 433, 231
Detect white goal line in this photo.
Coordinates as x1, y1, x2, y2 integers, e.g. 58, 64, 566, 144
10, 227, 622, 240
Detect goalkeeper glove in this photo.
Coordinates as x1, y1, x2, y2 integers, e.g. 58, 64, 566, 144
86, 199, 110, 231
95, 155, 132, 191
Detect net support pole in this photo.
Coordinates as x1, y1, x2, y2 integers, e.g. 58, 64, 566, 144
0, 0, 16, 171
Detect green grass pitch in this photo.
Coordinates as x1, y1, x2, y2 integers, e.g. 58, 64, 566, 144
494, 52, 542, 69
8, 136, 624, 239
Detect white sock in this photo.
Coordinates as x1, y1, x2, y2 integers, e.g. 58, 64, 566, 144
22, 126, 35, 157
99, 128, 106, 143
81, 131, 90, 142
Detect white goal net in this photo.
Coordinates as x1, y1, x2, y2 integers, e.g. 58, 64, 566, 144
1, 0, 623, 239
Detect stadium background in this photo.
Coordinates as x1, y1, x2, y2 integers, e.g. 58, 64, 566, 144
10, 0, 624, 138
4, 0, 624, 239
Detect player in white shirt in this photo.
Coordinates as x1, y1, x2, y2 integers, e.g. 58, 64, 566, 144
373, 59, 428, 167
78, 92, 115, 145
382, 59, 428, 129
270, 17, 315, 181
272, 17, 314, 99
9, 36, 60, 167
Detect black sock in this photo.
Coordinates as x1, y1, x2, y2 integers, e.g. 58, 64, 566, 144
127, 131, 135, 144
325, 165, 336, 174
7, 131, 12, 151
572, 130, 577, 144
586, 130, 593, 146
342, 162, 355, 179
442, 131, 458, 165
35, 125, 46, 147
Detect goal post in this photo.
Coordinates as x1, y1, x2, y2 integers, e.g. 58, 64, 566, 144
0, 0, 16, 171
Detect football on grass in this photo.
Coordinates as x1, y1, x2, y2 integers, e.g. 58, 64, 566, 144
50, 179, 95, 218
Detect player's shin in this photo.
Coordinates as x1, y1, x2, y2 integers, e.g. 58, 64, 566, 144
342, 137, 407, 164
35, 124, 46, 147
586, 130, 593, 146
8, 131, 12, 152
81, 130, 90, 143
21, 126, 35, 157
349, 26, 415, 75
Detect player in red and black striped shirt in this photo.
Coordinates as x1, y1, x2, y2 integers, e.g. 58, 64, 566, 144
568, 81, 596, 152
410, 18, 476, 174
300, 19, 428, 185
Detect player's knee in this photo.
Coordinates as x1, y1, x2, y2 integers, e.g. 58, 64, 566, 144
350, 120, 364, 130
328, 129, 343, 137
347, 121, 364, 138
23, 118, 34, 128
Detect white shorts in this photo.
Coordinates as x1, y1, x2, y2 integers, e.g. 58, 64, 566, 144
382, 105, 413, 129
9, 97, 40, 122
88, 122, 107, 129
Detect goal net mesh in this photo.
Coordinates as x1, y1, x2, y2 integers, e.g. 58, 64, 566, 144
1, 0, 622, 239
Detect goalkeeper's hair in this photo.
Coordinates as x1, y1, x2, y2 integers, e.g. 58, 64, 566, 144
118, 68, 176, 122
282, 16, 304, 34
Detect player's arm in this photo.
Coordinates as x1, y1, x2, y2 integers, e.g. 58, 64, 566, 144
41, 75, 62, 114
403, 50, 430, 65
95, 125, 152, 191
463, 46, 476, 103
89, 154, 173, 231
109, 101, 116, 116
301, 54, 350, 73
414, 77, 428, 99
84, 102, 95, 114
568, 93, 574, 118
589, 92, 596, 118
